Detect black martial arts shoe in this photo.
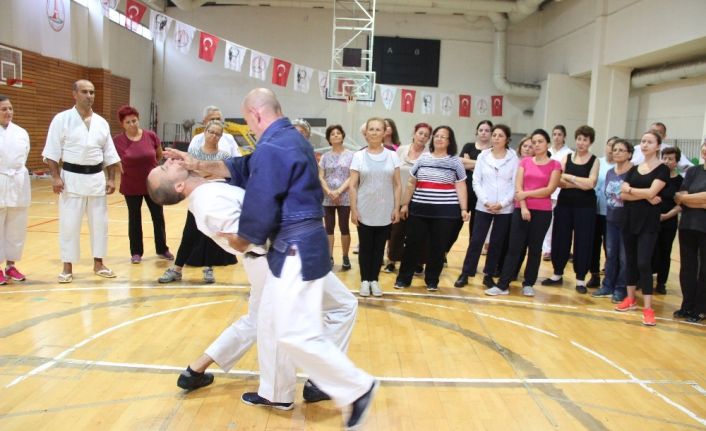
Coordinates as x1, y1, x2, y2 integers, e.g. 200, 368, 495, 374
541, 276, 563, 286
177, 367, 214, 391
241, 392, 294, 410
345, 380, 379, 430
303, 380, 331, 403
586, 274, 600, 288
454, 274, 468, 288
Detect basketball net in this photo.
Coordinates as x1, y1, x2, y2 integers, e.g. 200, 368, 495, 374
344, 86, 356, 113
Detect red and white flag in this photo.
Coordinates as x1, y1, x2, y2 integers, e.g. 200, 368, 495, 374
198, 32, 219, 62
401, 89, 416, 113
271, 58, 292, 87
491, 95, 503, 116
125, 0, 147, 30
459, 95, 471, 117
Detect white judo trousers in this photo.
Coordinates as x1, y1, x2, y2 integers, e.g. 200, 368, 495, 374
0, 207, 28, 261
206, 253, 359, 400
257, 251, 374, 407
59, 193, 108, 262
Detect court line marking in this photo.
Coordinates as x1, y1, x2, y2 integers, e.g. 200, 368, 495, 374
54, 358, 706, 388
571, 340, 706, 427
3, 286, 703, 328
4, 299, 236, 388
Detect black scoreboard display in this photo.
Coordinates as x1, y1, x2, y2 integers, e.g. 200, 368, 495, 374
372, 36, 441, 87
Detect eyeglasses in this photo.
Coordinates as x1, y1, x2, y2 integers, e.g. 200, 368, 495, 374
206, 130, 223, 137
433, 135, 450, 140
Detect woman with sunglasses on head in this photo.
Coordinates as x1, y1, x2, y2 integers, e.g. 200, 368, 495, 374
488, 129, 561, 297
395, 126, 469, 291
158, 120, 237, 284
614, 131, 669, 326
592, 139, 633, 303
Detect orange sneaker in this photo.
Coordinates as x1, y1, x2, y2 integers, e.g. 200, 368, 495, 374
642, 308, 656, 326
615, 297, 637, 312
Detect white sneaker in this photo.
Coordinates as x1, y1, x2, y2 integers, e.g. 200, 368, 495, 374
484, 286, 509, 296
370, 281, 383, 297
359, 281, 371, 297
522, 285, 535, 297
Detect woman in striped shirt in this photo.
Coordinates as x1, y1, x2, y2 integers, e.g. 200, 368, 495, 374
394, 126, 469, 291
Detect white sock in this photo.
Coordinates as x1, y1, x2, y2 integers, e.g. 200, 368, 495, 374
550, 274, 562, 281
576, 280, 585, 286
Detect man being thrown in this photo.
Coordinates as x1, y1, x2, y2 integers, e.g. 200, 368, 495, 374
146, 156, 357, 408
164, 88, 378, 429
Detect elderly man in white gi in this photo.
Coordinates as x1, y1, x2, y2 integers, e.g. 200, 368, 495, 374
42, 80, 121, 283
0, 95, 30, 285
187, 105, 241, 157
147, 155, 355, 405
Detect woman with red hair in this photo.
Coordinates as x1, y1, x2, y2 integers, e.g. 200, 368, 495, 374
113, 105, 172, 264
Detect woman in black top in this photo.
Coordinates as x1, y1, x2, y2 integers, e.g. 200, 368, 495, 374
674, 141, 706, 322
541, 126, 599, 293
614, 131, 669, 326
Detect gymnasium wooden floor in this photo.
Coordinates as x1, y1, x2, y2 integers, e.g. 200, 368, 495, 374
1, 178, 705, 431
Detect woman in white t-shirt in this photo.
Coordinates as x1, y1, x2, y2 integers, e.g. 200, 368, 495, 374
349, 117, 401, 297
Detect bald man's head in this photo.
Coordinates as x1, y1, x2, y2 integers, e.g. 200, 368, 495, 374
241, 88, 284, 137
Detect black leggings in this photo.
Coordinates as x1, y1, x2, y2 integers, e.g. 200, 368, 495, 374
623, 231, 659, 295
124, 194, 168, 256
357, 222, 390, 282
323, 206, 351, 235
498, 209, 552, 289
652, 222, 677, 285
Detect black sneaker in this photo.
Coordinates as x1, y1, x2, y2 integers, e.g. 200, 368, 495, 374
382, 262, 396, 273
586, 274, 600, 288
342, 256, 352, 271
655, 284, 667, 295
177, 367, 214, 391
453, 274, 468, 288
414, 265, 424, 276
241, 392, 294, 411
393, 281, 410, 289
482, 275, 495, 289
345, 380, 379, 430
541, 277, 563, 286
303, 380, 331, 403
426, 284, 438, 291
575, 284, 588, 294
673, 309, 690, 319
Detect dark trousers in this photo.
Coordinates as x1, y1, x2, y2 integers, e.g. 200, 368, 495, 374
590, 214, 606, 274
357, 222, 391, 282
398, 216, 457, 286
461, 211, 512, 276
323, 205, 351, 235
446, 208, 476, 253
387, 218, 407, 262
498, 209, 552, 289
124, 194, 168, 256
652, 222, 678, 285
603, 220, 627, 296
550, 205, 596, 280
623, 230, 659, 295
679, 229, 706, 314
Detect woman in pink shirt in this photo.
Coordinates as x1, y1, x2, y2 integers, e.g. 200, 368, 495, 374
486, 129, 561, 296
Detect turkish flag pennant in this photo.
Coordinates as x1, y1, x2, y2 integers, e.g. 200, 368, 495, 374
459, 95, 471, 117
271, 58, 292, 87
125, 0, 147, 29
491, 95, 503, 116
401, 89, 416, 113
198, 31, 219, 63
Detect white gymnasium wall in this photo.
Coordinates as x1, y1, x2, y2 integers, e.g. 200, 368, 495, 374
0, 0, 153, 125
157, 6, 541, 146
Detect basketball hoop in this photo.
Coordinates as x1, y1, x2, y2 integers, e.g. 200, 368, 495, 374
5, 78, 33, 87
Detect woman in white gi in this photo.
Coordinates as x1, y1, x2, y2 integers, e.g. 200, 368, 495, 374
0, 95, 30, 285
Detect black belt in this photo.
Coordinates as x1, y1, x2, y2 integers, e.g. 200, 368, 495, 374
62, 162, 103, 174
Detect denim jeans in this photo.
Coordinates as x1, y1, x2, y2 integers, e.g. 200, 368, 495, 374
603, 220, 626, 296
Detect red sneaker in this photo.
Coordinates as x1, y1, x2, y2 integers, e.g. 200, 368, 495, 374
615, 297, 637, 312
0, 270, 6, 285
642, 308, 656, 326
5, 266, 25, 281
